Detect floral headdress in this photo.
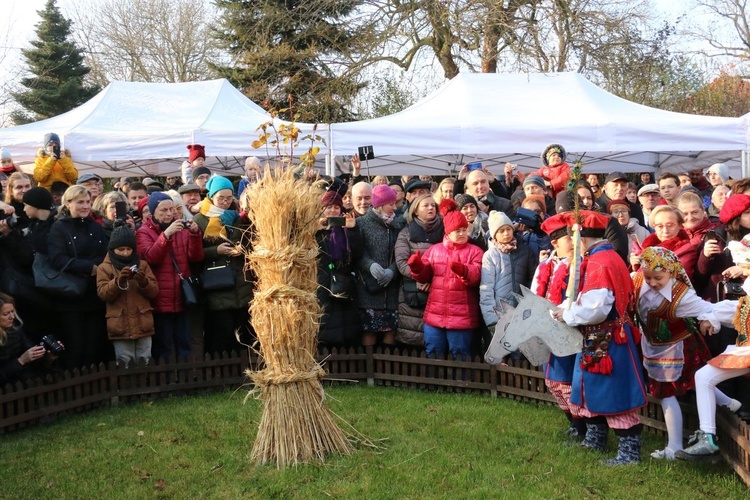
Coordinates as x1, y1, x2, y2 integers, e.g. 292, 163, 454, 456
639, 246, 692, 288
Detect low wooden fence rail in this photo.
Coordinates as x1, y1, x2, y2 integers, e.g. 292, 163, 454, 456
1, 347, 748, 486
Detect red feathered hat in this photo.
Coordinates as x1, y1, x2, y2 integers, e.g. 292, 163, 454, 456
439, 198, 468, 234
720, 194, 750, 225
187, 144, 206, 163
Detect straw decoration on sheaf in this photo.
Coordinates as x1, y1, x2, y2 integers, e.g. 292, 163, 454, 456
242, 166, 354, 467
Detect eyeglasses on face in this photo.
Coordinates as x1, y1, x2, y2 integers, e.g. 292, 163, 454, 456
653, 222, 678, 230
611, 209, 629, 216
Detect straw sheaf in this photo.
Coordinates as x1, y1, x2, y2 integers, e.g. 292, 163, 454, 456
243, 166, 353, 466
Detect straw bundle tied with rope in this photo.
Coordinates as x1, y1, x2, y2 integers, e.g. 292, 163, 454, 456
243, 167, 353, 467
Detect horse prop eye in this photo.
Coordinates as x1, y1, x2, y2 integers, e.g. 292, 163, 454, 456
503, 341, 512, 349
522, 309, 531, 320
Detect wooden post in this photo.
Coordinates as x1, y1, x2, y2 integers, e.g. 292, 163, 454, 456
366, 345, 374, 387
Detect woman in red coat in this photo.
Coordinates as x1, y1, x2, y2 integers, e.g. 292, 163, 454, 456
136, 192, 204, 363
630, 205, 699, 281
407, 199, 483, 360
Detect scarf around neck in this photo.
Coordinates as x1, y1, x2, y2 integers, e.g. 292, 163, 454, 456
199, 197, 227, 240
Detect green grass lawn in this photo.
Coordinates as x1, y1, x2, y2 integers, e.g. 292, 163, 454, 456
1, 385, 746, 499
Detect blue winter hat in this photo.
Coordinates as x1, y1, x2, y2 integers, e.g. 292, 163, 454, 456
206, 175, 234, 198
147, 191, 172, 216
43, 132, 60, 146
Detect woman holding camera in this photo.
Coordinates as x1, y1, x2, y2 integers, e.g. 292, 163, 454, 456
48, 185, 109, 370
192, 177, 254, 356
98, 191, 136, 240
316, 191, 362, 347
136, 192, 204, 363
0, 293, 62, 385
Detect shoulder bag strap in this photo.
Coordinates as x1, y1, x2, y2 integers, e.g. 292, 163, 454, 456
169, 250, 184, 278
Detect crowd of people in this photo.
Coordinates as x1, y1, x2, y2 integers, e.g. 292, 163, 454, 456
0, 136, 749, 467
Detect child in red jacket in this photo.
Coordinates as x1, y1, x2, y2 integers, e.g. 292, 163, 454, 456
408, 199, 484, 360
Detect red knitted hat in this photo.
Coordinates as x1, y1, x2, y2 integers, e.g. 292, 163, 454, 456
137, 196, 149, 217
187, 144, 206, 162
720, 193, 750, 224
322, 190, 343, 208
439, 198, 468, 234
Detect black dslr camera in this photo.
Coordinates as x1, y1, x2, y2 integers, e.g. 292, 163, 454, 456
38, 335, 65, 355
0, 210, 19, 229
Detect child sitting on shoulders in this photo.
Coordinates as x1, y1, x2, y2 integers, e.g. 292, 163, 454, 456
96, 226, 159, 367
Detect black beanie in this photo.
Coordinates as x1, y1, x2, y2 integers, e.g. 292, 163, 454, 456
192, 166, 211, 179
108, 225, 137, 251
22, 187, 54, 210
454, 193, 477, 210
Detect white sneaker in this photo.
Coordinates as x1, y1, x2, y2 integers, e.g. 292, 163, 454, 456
650, 448, 676, 460
726, 399, 742, 413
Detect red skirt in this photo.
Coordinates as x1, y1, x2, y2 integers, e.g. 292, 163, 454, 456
648, 334, 711, 399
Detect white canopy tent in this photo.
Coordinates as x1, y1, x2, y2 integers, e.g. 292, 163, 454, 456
0, 79, 319, 178
329, 72, 750, 178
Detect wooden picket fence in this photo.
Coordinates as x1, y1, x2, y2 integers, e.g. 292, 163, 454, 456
1, 346, 748, 486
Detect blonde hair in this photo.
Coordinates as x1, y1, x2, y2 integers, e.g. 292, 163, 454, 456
62, 185, 91, 206
433, 178, 456, 204
3, 172, 31, 204
372, 175, 389, 186
97, 191, 127, 220
648, 204, 684, 228
406, 193, 436, 223
0, 292, 17, 346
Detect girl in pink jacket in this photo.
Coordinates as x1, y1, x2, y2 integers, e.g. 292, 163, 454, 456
408, 199, 484, 359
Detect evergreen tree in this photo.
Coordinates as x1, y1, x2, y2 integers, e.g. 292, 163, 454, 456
212, 0, 363, 123
11, 0, 100, 124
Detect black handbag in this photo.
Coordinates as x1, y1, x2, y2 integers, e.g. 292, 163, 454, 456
32, 231, 89, 297
201, 261, 235, 291
330, 269, 354, 297
717, 278, 747, 301
402, 280, 428, 308
33, 254, 89, 296
170, 251, 199, 307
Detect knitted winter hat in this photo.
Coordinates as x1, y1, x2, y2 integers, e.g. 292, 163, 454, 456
541, 143, 566, 166
719, 193, 750, 224
0, 148, 13, 173
108, 225, 137, 251
707, 163, 730, 183
371, 184, 397, 208
147, 191, 172, 216
137, 197, 149, 217
488, 210, 513, 239
454, 193, 477, 211
187, 144, 206, 163
206, 175, 234, 198
22, 187, 53, 210
43, 132, 60, 147
523, 174, 547, 191
523, 194, 547, 213
322, 190, 344, 208
440, 198, 468, 235
607, 199, 630, 214
192, 166, 211, 180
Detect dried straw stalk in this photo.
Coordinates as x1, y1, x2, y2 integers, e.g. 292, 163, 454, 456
244, 167, 353, 467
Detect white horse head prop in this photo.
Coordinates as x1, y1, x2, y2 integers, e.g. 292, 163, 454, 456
485, 286, 582, 366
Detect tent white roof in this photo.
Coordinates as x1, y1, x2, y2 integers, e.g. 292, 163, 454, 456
329, 72, 750, 177
0, 79, 315, 177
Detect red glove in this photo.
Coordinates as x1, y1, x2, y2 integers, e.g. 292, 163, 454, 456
407, 250, 425, 275
450, 261, 468, 278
